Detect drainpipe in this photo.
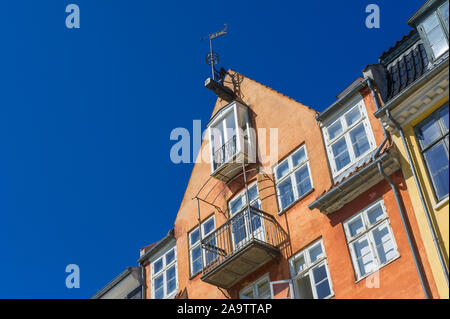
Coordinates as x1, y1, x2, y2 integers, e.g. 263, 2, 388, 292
140, 264, 146, 299
368, 79, 431, 298
385, 108, 449, 288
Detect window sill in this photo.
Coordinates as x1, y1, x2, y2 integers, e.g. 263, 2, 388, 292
354, 254, 401, 284
278, 188, 315, 215
433, 196, 449, 210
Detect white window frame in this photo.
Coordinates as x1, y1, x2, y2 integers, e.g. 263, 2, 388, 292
188, 215, 216, 277
269, 280, 294, 299
228, 182, 266, 248
150, 244, 178, 299
209, 108, 237, 154
418, 1, 449, 61
343, 199, 400, 281
289, 238, 334, 299
239, 273, 271, 299
323, 98, 376, 178
273, 144, 314, 212
229, 181, 261, 214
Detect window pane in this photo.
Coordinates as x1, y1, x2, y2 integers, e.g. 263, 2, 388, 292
423, 13, 440, 33
332, 137, 350, 171
366, 203, 385, 225
166, 265, 176, 280
154, 275, 164, 299
295, 166, 312, 197
190, 229, 200, 246
315, 279, 332, 299
345, 107, 361, 126
431, 35, 449, 58
292, 148, 306, 167
439, 2, 449, 31
312, 264, 332, 299
424, 141, 449, 199
191, 246, 202, 274
295, 274, 314, 299
348, 216, 365, 238
440, 106, 449, 132
250, 211, 263, 234
417, 117, 442, 148
353, 237, 375, 277
278, 178, 294, 209
248, 184, 259, 203
230, 196, 243, 215
350, 124, 370, 158
153, 258, 163, 274
328, 120, 343, 140
154, 274, 164, 289
257, 280, 270, 299
275, 161, 290, 180
224, 111, 236, 142
231, 212, 248, 246
309, 244, 324, 263
192, 245, 201, 260
293, 254, 306, 275
427, 24, 445, 44
372, 223, 397, 264
165, 249, 175, 265
166, 266, 177, 295
423, 12, 449, 58
166, 278, 176, 295
312, 264, 327, 284
211, 124, 225, 152
204, 237, 218, 264
241, 289, 254, 299
202, 218, 215, 236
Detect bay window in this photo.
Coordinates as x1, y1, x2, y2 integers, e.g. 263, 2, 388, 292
207, 101, 255, 180
323, 99, 375, 177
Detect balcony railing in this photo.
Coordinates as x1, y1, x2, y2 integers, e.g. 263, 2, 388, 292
212, 135, 237, 172
200, 206, 289, 288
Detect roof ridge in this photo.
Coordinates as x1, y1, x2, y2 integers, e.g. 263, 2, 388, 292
227, 68, 318, 113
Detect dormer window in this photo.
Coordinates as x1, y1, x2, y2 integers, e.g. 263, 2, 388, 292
323, 98, 376, 179
419, 1, 449, 60
207, 101, 255, 181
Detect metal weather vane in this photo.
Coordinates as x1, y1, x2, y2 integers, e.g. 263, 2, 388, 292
201, 24, 228, 81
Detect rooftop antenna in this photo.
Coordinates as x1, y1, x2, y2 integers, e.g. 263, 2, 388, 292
201, 24, 228, 81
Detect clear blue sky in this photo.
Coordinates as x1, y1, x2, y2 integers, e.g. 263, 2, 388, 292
0, 0, 425, 298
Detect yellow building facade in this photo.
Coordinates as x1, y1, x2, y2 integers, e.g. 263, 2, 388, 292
400, 100, 448, 299
371, 0, 449, 298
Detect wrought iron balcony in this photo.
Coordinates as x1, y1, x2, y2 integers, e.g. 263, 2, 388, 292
212, 135, 237, 172
200, 206, 289, 289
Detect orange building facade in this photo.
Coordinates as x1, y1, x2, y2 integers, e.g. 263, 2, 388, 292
137, 69, 440, 299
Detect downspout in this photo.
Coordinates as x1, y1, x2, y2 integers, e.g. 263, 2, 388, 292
140, 263, 146, 299
368, 79, 430, 298
386, 108, 449, 287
